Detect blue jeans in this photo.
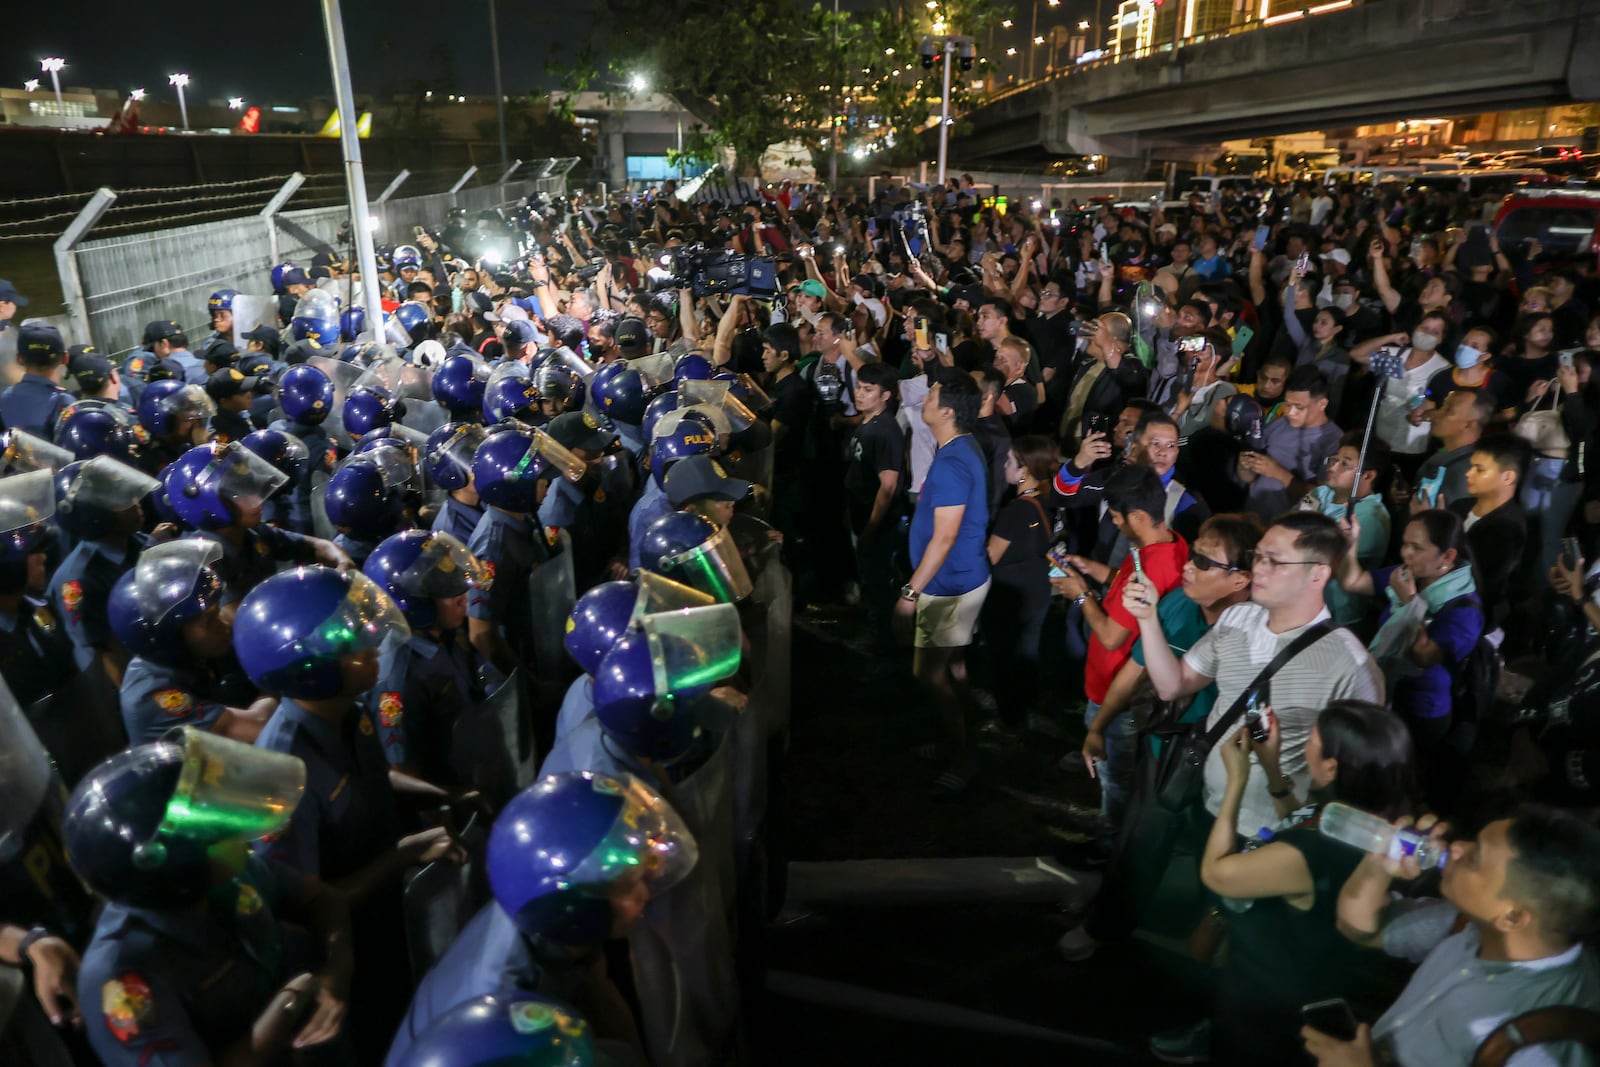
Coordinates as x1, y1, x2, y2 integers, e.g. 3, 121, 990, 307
1085, 700, 1137, 845
1521, 457, 1582, 581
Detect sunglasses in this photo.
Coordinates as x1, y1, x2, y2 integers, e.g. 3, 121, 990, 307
1189, 547, 1248, 573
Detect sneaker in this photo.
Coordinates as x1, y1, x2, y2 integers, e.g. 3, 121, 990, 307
1149, 1018, 1212, 1064
1056, 924, 1099, 962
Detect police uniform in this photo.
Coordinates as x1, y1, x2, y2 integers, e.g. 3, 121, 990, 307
466, 508, 550, 656
372, 627, 483, 783
0, 789, 97, 953
197, 525, 320, 604
134, 436, 190, 480
627, 478, 674, 571
198, 331, 233, 368
53, 538, 139, 665
167, 348, 207, 386
552, 674, 595, 745
210, 406, 253, 444
431, 495, 483, 543
384, 902, 599, 1067
268, 418, 339, 534
119, 350, 153, 408
77, 856, 301, 1067
0, 597, 75, 708
537, 715, 648, 781
331, 532, 378, 568
0, 374, 72, 439
118, 657, 233, 743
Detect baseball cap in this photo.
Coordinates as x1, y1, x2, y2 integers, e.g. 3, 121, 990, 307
502, 319, 540, 347
281, 268, 312, 287
281, 338, 326, 365
485, 303, 530, 324
614, 317, 650, 351
850, 273, 881, 297
205, 367, 260, 400
18, 322, 65, 364
1319, 248, 1352, 266
204, 341, 240, 367
664, 454, 753, 507
798, 279, 827, 300
464, 291, 493, 316
238, 352, 274, 376
69, 349, 113, 393
0, 279, 29, 306
546, 410, 617, 453
245, 325, 281, 355
143, 320, 187, 345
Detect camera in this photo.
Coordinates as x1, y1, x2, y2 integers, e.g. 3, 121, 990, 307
649, 244, 778, 299
1069, 318, 1100, 339
574, 258, 607, 281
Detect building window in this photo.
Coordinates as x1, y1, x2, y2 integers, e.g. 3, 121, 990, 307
28, 99, 91, 118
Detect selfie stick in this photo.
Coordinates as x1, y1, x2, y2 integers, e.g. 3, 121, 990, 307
1351, 358, 1394, 501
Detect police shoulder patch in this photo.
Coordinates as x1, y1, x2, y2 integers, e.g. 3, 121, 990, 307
102, 972, 156, 1042
153, 689, 193, 717
378, 691, 403, 730
60, 580, 84, 619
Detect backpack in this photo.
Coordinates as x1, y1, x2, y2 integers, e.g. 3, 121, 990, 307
1452, 632, 1501, 728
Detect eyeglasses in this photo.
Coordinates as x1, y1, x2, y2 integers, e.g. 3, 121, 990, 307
1251, 554, 1326, 572
1189, 547, 1248, 573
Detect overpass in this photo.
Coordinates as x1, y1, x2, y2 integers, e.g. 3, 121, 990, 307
952, 0, 1600, 163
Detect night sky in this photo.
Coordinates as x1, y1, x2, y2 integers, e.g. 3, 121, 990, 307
2, 1, 599, 103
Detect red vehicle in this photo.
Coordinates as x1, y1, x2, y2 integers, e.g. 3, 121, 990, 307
1491, 184, 1600, 263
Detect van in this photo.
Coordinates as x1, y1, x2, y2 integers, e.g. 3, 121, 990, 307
1180, 174, 1260, 206
1492, 186, 1600, 260
1407, 169, 1550, 197
1323, 165, 1422, 188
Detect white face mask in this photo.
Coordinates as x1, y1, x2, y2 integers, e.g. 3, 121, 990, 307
1334, 293, 1356, 312
1411, 330, 1441, 352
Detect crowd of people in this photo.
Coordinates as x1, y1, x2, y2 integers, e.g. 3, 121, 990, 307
0, 164, 1597, 1064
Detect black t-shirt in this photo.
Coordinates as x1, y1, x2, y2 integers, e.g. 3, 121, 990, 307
844, 412, 906, 533
768, 370, 814, 473
1001, 379, 1038, 433
990, 494, 1051, 589
1425, 366, 1509, 411
1497, 351, 1560, 413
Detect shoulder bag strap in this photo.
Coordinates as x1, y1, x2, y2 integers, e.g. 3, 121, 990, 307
1199, 622, 1336, 749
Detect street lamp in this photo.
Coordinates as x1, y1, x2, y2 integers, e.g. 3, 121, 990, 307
40, 58, 66, 114
629, 73, 649, 93
168, 72, 190, 130
23, 80, 39, 93
228, 97, 244, 110
130, 88, 146, 101
921, 34, 975, 187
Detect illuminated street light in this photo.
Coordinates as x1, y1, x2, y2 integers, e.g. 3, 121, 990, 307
228, 97, 244, 110
168, 72, 190, 130
130, 88, 146, 101
23, 79, 39, 93
1002, 18, 1013, 26
932, 19, 947, 32
40, 57, 65, 113
629, 73, 648, 93
885, 47, 895, 55
1006, 47, 1018, 55
1078, 19, 1091, 29
1033, 34, 1045, 43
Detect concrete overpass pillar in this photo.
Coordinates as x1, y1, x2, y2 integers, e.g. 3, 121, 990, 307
607, 129, 627, 191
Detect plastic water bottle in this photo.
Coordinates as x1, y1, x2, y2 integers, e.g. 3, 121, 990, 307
1318, 803, 1447, 870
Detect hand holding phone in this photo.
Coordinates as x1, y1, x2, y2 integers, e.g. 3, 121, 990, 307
1301, 999, 1358, 1042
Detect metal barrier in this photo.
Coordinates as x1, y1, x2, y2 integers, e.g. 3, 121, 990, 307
55, 157, 580, 358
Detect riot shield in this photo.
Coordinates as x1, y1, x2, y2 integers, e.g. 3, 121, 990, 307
0, 677, 56, 852
401, 813, 486, 977
305, 354, 364, 450
479, 667, 539, 792
228, 295, 279, 349
526, 529, 577, 682
309, 470, 334, 541
629, 731, 741, 1067
450, 690, 521, 810
24, 660, 126, 791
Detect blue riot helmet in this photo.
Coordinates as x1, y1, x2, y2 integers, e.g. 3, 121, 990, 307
56, 400, 139, 462
392, 244, 422, 272
0, 470, 58, 593
240, 428, 310, 491
351, 423, 427, 483
433, 354, 491, 419
2, 428, 75, 475
341, 341, 387, 367
400, 993, 594, 1067
471, 425, 584, 513
533, 365, 583, 415
392, 301, 433, 346
639, 510, 753, 603
233, 567, 410, 700
483, 365, 542, 425
673, 351, 714, 383
278, 363, 337, 425
649, 417, 717, 490
107, 539, 227, 667
207, 288, 239, 323
63, 728, 306, 909
640, 391, 679, 443
344, 385, 400, 437
270, 263, 296, 295
138, 380, 217, 438
54, 456, 160, 541
592, 603, 741, 758
486, 772, 697, 950
363, 530, 487, 630
340, 306, 367, 343
324, 454, 410, 541
290, 288, 341, 347
424, 422, 487, 492
164, 441, 289, 531
565, 573, 713, 676
588, 363, 647, 426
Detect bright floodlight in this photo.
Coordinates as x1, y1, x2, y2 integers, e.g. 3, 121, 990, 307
629, 74, 648, 93
1078, 19, 1091, 29
228, 97, 244, 109
168, 73, 189, 88
130, 88, 146, 101
41, 58, 65, 73
23, 79, 39, 93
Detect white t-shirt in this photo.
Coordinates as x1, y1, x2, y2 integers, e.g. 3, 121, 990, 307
897, 375, 936, 495
1375, 352, 1449, 455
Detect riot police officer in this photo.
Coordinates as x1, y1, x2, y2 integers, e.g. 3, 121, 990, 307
269, 363, 342, 534
144, 321, 205, 385
397, 993, 597, 1067
628, 418, 716, 570
639, 510, 755, 605
109, 539, 274, 743
432, 353, 490, 425
203, 368, 259, 444
51, 456, 161, 682
134, 379, 215, 478
239, 427, 309, 530
385, 771, 697, 1065
0, 471, 75, 707
324, 450, 416, 567
0, 322, 72, 439
540, 412, 633, 587
199, 289, 239, 368
68, 728, 356, 1067
54, 399, 142, 463
424, 422, 486, 542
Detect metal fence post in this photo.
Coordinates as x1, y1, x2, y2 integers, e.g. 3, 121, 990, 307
376, 169, 411, 204
259, 172, 307, 268
498, 159, 524, 185
448, 166, 479, 197
53, 188, 117, 347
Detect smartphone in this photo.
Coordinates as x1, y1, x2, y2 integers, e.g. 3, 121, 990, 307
1099, 242, 1112, 267
1295, 251, 1312, 274
1129, 545, 1146, 587
1232, 324, 1255, 352
934, 332, 949, 356
867, 218, 878, 238
1243, 682, 1272, 743
1302, 999, 1358, 1042
1177, 335, 1209, 354
1047, 545, 1072, 579
1559, 349, 1576, 369
1563, 536, 1583, 571
1252, 225, 1270, 251
914, 316, 931, 351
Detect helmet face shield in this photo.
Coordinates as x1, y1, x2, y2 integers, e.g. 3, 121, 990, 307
355, 353, 433, 403
0, 678, 53, 854
2, 429, 75, 474
137, 728, 306, 866
639, 602, 742, 696
531, 429, 587, 484
0, 469, 58, 549
393, 532, 488, 600
633, 572, 715, 620
679, 381, 757, 433
292, 288, 340, 323
63, 456, 160, 513
297, 570, 412, 661
130, 539, 225, 626
565, 773, 699, 898
213, 443, 291, 509
628, 353, 678, 390
660, 523, 753, 603
165, 384, 219, 426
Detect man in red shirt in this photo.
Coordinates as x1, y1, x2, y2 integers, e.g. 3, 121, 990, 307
1052, 465, 1187, 866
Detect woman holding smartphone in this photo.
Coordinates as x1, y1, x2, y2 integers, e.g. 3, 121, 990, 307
1151, 700, 1416, 1064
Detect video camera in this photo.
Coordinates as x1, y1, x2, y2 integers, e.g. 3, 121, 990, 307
649, 244, 778, 299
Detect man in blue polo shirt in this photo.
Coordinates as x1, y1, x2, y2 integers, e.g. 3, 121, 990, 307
0, 322, 72, 438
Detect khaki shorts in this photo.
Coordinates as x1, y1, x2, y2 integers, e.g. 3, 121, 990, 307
913, 579, 991, 648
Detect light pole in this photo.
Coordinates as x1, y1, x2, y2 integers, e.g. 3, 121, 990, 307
922, 34, 975, 188
487, 0, 509, 170
1028, 0, 1060, 81
168, 73, 190, 130
317, 0, 384, 347
40, 58, 65, 114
